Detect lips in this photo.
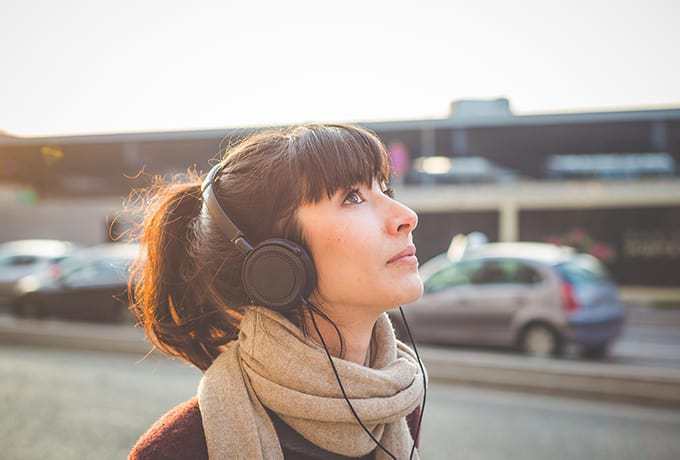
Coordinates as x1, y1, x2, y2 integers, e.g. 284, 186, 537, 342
387, 244, 417, 264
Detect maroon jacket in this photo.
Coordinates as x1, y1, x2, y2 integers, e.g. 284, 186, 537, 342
129, 397, 421, 459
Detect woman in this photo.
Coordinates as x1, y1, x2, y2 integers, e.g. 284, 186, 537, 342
128, 124, 427, 460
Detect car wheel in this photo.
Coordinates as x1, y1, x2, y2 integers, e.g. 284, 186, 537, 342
519, 323, 563, 357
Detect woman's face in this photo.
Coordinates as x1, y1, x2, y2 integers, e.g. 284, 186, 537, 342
296, 179, 423, 315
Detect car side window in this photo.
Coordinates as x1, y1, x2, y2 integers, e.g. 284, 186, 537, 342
470, 259, 542, 285
510, 261, 543, 284
425, 261, 481, 294
6, 255, 38, 267
470, 260, 507, 284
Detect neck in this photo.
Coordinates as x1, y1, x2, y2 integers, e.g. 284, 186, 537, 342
303, 304, 379, 366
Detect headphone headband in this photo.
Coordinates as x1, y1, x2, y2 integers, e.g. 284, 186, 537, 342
201, 163, 253, 255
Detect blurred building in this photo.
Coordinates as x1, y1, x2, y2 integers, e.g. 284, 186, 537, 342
1, 99, 679, 288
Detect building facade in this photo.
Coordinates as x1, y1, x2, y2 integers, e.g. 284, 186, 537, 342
1, 100, 679, 288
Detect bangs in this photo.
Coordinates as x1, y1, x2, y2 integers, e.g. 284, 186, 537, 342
286, 124, 391, 204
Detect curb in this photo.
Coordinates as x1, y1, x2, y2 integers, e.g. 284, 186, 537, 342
0, 315, 152, 355
2, 315, 679, 408
419, 347, 680, 408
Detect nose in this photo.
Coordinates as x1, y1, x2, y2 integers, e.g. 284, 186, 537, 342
387, 201, 418, 236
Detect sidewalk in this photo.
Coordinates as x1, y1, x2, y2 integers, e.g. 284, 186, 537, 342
624, 302, 680, 328
0, 314, 149, 355
1, 314, 679, 408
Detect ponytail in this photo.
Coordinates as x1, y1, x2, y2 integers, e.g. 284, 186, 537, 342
128, 170, 241, 371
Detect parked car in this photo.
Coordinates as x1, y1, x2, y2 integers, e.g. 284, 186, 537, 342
390, 242, 625, 358
0, 239, 78, 307
405, 155, 517, 185
11, 243, 140, 322
546, 152, 675, 180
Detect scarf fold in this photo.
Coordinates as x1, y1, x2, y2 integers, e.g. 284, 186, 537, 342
198, 306, 426, 460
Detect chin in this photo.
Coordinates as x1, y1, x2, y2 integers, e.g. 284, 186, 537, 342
404, 279, 424, 304
390, 273, 424, 307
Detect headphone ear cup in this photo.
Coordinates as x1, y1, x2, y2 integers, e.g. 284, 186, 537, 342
241, 239, 316, 309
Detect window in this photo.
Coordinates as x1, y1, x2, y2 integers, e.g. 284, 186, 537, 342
424, 260, 482, 293
510, 262, 543, 284
2, 255, 39, 267
470, 259, 542, 285
470, 260, 507, 284
556, 255, 611, 286
425, 259, 543, 293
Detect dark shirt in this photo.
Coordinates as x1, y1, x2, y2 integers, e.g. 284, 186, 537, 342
129, 397, 421, 460
264, 407, 375, 460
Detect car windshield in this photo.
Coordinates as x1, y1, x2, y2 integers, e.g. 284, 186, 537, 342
57, 252, 130, 275
59, 256, 132, 286
56, 254, 90, 278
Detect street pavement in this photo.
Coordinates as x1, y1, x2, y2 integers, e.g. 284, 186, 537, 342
1, 304, 680, 408
1, 344, 679, 460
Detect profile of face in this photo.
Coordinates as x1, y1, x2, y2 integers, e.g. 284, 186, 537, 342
296, 179, 423, 317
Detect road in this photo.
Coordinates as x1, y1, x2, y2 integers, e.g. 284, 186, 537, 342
1, 345, 679, 460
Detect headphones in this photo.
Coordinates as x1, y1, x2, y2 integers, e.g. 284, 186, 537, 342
201, 162, 317, 310
201, 161, 424, 460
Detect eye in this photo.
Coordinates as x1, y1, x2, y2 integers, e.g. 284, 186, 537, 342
343, 188, 364, 205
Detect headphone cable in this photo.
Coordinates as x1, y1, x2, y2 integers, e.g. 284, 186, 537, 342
303, 298, 426, 460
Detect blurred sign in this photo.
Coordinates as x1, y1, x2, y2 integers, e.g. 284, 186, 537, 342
40, 146, 64, 166
520, 207, 680, 287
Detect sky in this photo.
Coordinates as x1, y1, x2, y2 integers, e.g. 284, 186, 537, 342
1, 0, 679, 137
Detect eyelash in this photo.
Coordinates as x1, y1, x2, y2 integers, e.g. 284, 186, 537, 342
343, 187, 395, 205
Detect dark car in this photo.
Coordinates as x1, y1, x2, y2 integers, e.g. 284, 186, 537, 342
11, 243, 140, 322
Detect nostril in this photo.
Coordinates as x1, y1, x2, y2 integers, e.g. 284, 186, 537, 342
397, 222, 410, 233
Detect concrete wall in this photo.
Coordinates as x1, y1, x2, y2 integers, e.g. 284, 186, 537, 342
1, 188, 130, 246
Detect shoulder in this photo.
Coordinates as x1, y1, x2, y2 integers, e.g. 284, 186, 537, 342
128, 397, 208, 460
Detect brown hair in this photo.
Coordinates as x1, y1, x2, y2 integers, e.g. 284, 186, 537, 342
128, 124, 391, 371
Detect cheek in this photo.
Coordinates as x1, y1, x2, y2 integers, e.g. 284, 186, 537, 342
319, 220, 375, 268
312, 219, 379, 288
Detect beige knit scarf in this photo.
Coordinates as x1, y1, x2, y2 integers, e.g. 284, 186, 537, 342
197, 306, 426, 459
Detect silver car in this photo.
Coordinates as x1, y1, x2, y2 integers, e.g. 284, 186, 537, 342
391, 242, 625, 358
12, 243, 140, 322
0, 239, 78, 306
